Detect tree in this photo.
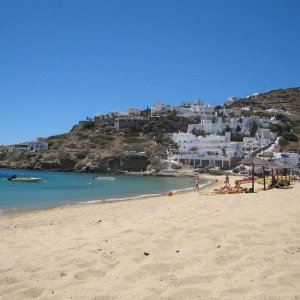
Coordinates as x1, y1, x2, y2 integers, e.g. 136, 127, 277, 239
215, 105, 222, 112
250, 122, 258, 136
269, 124, 283, 134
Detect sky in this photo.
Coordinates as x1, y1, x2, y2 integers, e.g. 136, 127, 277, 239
0, 0, 300, 145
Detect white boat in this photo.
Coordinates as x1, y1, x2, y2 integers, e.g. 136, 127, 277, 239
93, 176, 116, 181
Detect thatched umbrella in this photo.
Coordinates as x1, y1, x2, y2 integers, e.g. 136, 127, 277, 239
269, 160, 287, 181
240, 157, 270, 192
261, 159, 274, 190
279, 162, 295, 181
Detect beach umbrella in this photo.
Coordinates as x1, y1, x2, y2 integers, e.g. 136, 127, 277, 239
260, 159, 273, 190
280, 162, 295, 181
240, 157, 268, 192
268, 160, 288, 181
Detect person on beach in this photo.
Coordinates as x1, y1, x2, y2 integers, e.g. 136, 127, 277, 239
224, 174, 230, 186
194, 178, 200, 192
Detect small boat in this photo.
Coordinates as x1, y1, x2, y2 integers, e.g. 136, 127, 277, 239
5, 175, 42, 182
93, 176, 116, 181
11, 177, 42, 182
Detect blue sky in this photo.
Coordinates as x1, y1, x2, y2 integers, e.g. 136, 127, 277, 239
0, 0, 299, 145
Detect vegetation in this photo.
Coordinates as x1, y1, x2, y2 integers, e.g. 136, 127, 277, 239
250, 122, 259, 136
231, 134, 244, 142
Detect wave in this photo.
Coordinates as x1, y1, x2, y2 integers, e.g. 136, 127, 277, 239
80, 181, 212, 205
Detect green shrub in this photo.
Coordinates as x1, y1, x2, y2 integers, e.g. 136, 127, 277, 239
82, 121, 96, 130
279, 138, 289, 146
269, 124, 283, 133
0, 152, 7, 160
75, 151, 87, 159
231, 134, 244, 142
104, 126, 117, 134
282, 132, 298, 142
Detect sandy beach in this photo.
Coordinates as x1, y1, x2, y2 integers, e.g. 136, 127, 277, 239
0, 176, 300, 300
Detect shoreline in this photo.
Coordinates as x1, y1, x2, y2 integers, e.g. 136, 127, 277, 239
0, 180, 299, 299
0, 174, 221, 218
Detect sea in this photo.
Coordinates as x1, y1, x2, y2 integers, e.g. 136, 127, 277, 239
0, 169, 210, 216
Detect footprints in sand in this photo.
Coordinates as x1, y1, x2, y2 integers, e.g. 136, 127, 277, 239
180, 274, 216, 285
21, 287, 45, 299
74, 269, 106, 280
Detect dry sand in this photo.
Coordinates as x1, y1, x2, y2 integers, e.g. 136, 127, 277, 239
0, 176, 300, 300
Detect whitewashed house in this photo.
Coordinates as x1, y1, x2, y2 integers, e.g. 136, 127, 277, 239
242, 128, 275, 154
224, 97, 237, 106
9, 141, 48, 152
151, 100, 216, 118
187, 116, 252, 136
151, 101, 173, 116
187, 118, 226, 135
168, 132, 243, 168
127, 107, 140, 116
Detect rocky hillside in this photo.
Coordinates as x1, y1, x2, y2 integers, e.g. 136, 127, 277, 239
229, 87, 300, 119
0, 115, 197, 173
229, 87, 300, 152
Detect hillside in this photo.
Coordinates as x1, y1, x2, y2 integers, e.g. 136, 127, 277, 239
229, 87, 300, 151
0, 115, 196, 173
1, 87, 299, 172
229, 87, 300, 116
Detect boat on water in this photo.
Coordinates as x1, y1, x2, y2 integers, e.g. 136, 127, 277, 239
11, 177, 42, 182
4, 175, 42, 182
93, 176, 116, 181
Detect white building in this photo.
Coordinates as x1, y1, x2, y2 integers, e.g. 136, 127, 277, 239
127, 107, 140, 116
187, 116, 252, 136
168, 132, 243, 168
242, 128, 275, 154
151, 101, 173, 116
9, 141, 48, 152
224, 97, 237, 106
151, 100, 216, 118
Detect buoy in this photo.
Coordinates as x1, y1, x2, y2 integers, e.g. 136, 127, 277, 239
167, 191, 173, 197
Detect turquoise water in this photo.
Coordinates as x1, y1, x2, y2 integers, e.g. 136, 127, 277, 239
0, 169, 202, 215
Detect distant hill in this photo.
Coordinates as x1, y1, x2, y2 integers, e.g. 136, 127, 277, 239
229, 87, 300, 120
229, 87, 300, 151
